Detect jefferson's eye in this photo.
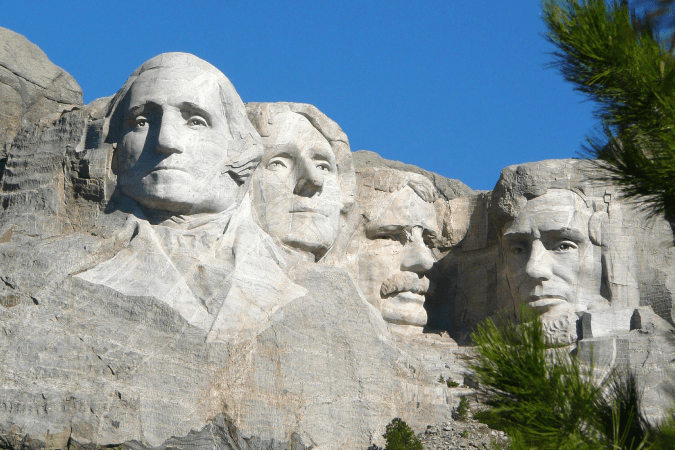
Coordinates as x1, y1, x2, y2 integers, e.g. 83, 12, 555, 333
554, 242, 577, 252
188, 116, 208, 127
268, 160, 287, 170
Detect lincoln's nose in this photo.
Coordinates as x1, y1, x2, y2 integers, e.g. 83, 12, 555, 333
524, 239, 554, 281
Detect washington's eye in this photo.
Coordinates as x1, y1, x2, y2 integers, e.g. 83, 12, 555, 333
375, 234, 395, 241
316, 162, 331, 172
188, 116, 208, 127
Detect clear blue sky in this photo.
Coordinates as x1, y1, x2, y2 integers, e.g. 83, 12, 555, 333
2, 0, 597, 191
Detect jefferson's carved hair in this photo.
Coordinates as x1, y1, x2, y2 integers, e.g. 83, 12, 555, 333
103, 52, 263, 181
246, 102, 356, 211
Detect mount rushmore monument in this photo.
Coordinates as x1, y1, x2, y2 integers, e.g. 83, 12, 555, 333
0, 27, 673, 449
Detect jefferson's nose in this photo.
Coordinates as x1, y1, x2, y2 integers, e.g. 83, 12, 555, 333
293, 158, 324, 197
156, 115, 184, 155
400, 227, 435, 274
524, 239, 553, 281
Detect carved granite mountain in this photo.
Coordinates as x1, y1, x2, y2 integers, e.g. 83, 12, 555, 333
0, 27, 82, 148
352, 149, 473, 201
0, 32, 673, 450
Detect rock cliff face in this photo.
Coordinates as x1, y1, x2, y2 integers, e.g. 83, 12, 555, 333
0, 32, 673, 450
0, 27, 83, 149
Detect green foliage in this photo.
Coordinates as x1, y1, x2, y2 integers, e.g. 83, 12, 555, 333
470, 308, 675, 449
446, 378, 460, 387
382, 418, 423, 450
645, 410, 675, 450
473, 408, 509, 432
460, 430, 469, 438
470, 310, 601, 448
454, 396, 471, 421
438, 374, 445, 384
595, 371, 650, 449
542, 0, 675, 225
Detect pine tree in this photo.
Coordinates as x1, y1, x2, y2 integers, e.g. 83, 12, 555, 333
542, 0, 675, 226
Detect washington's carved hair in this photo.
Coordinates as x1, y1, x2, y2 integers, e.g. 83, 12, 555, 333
103, 52, 263, 182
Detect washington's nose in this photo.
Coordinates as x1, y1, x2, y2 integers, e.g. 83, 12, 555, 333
156, 115, 184, 155
400, 227, 435, 274
524, 239, 553, 281
293, 158, 324, 197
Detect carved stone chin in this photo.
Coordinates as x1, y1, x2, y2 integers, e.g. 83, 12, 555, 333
0, 35, 673, 450
109, 52, 261, 216
351, 168, 440, 327
250, 110, 342, 260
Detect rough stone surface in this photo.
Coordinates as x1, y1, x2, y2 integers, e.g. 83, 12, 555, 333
352, 149, 473, 201
417, 417, 509, 450
0, 27, 82, 149
0, 40, 673, 450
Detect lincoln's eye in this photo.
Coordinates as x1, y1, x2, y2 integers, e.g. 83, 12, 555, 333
135, 117, 148, 128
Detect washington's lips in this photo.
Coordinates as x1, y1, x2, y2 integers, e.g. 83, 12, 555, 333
380, 272, 429, 298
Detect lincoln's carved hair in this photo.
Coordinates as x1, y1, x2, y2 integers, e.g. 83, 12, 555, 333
246, 102, 356, 211
491, 159, 607, 244
491, 159, 639, 308
355, 167, 438, 222
103, 52, 263, 182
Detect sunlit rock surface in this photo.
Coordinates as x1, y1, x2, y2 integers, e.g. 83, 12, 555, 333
0, 32, 673, 449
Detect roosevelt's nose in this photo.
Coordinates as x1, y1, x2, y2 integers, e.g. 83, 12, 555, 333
524, 239, 553, 281
400, 226, 435, 274
155, 114, 184, 155
293, 157, 324, 197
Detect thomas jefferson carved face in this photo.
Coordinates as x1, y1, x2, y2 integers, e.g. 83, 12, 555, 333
117, 66, 240, 215
357, 186, 438, 327
252, 111, 342, 259
501, 189, 600, 318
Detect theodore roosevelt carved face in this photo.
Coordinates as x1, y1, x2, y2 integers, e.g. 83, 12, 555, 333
106, 53, 261, 215
354, 169, 439, 328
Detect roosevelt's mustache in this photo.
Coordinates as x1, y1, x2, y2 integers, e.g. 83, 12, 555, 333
380, 272, 430, 297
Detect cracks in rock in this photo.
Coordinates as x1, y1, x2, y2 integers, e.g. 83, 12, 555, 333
0, 275, 16, 289
77, 336, 116, 376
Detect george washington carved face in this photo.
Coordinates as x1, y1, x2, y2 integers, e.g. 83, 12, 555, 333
107, 53, 261, 216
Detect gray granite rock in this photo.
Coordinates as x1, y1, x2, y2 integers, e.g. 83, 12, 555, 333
0, 35, 673, 450
352, 150, 473, 201
0, 27, 82, 150
0, 94, 460, 450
